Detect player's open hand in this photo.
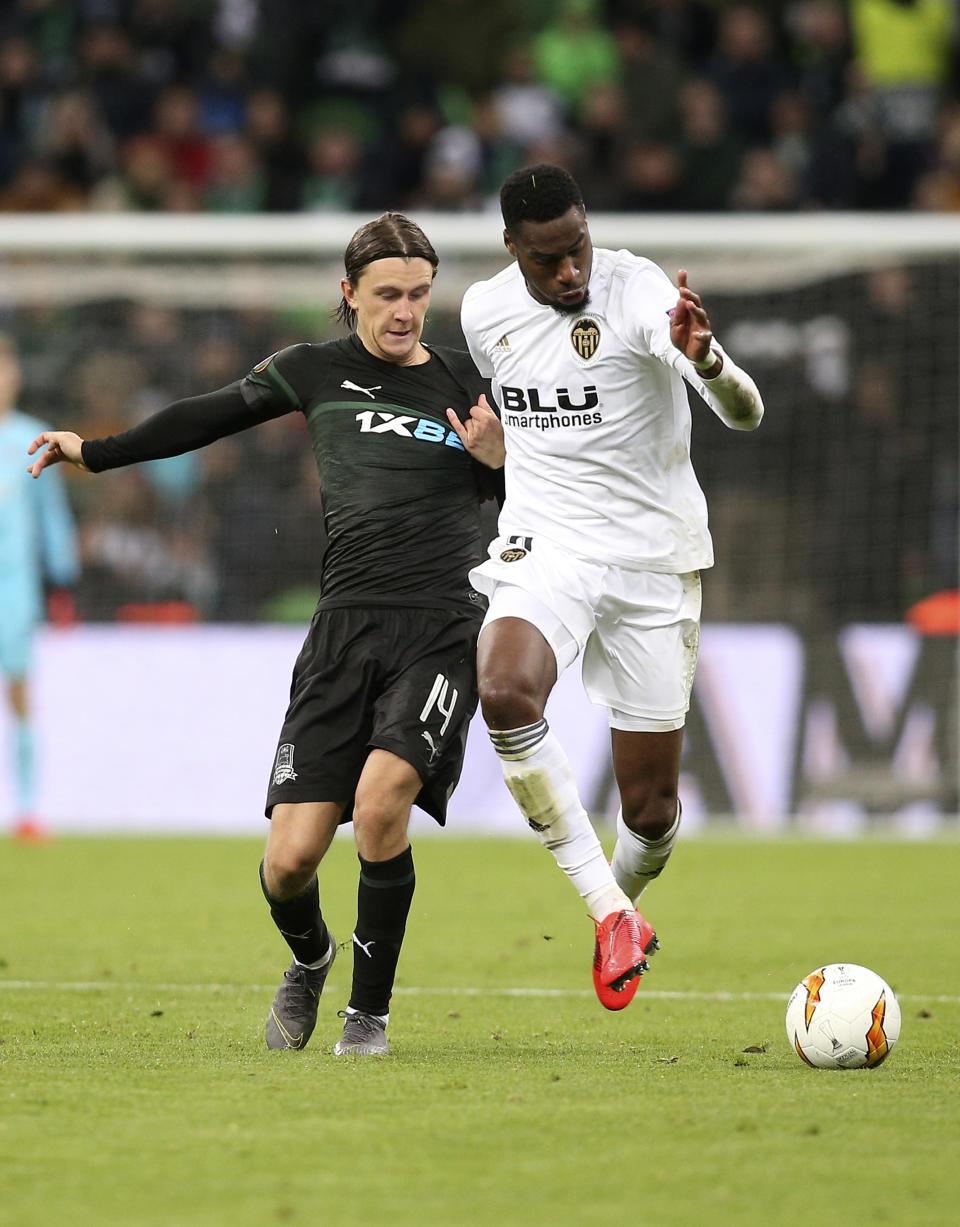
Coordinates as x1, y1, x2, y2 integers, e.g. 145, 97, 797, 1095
670, 269, 714, 365
26, 430, 89, 478
446, 394, 505, 469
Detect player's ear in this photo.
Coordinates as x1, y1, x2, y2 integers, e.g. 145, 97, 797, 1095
503, 229, 517, 258
340, 277, 355, 305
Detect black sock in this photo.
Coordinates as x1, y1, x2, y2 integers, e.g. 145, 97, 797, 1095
348, 846, 416, 1018
259, 860, 330, 966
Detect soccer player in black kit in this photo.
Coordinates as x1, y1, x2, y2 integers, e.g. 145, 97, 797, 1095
26, 214, 505, 1057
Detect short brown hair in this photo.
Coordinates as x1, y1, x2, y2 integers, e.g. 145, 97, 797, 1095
336, 212, 439, 330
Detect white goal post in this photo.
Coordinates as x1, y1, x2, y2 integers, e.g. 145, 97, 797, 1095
3, 209, 960, 251
2, 211, 960, 308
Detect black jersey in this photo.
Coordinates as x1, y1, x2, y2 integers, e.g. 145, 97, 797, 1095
239, 334, 490, 612
81, 332, 497, 614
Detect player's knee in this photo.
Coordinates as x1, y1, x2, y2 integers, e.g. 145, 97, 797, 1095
621, 789, 678, 841
263, 847, 317, 897
479, 676, 543, 731
352, 797, 409, 860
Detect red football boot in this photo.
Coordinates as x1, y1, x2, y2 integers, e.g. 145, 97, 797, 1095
592, 909, 658, 1011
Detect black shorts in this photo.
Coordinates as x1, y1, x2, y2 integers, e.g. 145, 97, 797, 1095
265, 605, 481, 825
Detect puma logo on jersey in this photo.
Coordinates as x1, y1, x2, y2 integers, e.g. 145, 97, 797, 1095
341, 379, 382, 399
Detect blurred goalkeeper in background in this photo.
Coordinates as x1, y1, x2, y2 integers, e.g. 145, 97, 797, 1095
26, 213, 504, 1058
462, 163, 763, 1011
0, 334, 79, 842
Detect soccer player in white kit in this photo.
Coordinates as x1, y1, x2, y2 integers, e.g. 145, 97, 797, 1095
461, 163, 763, 1010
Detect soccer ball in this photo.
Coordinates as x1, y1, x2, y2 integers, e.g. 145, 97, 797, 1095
785, 963, 901, 1069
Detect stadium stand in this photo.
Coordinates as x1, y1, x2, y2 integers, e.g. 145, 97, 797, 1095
0, 0, 955, 215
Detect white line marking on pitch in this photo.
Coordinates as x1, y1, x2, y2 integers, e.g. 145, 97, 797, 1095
0, 982, 957, 1003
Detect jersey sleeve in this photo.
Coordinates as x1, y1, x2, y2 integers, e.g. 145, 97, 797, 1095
240, 343, 320, 413
82, 345, 323, 471
460, 288, 495, 379
618, 258, 687, 371
81, 380, 285, 472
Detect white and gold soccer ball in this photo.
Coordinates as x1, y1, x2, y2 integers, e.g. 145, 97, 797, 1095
785, 963, 901, 1069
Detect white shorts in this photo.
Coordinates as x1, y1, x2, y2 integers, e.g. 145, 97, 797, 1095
470, 534, 702, 732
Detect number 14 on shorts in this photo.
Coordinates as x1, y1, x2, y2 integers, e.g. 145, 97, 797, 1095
420, 672, 458, 736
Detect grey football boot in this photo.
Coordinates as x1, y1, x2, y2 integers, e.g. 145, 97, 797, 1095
333, 1009, 390, 1056
265, 932, 336, 1050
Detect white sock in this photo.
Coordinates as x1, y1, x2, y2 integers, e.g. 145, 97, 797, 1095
610, 803, 681, 904
490, 720, 631, 921
345, 1006, 388, 1025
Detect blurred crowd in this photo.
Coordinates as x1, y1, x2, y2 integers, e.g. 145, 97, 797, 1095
0, 0, 958, 215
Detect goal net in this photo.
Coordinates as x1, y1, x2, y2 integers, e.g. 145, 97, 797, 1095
1, 212, 956, 832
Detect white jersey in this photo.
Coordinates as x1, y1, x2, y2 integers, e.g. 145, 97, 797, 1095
462, 247, 733, 572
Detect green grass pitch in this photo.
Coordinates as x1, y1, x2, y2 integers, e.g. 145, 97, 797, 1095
1, 831, 958, 1226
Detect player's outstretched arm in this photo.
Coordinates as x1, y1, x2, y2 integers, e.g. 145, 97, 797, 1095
446, 394, 505, 468
27, 382, 282, 479
670, 268, 763, 431
26, 431, 89, 478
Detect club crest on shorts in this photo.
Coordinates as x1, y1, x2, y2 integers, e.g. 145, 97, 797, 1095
273, 743, 298, 785
500, 533, 532, 563
571, 317, 601, 360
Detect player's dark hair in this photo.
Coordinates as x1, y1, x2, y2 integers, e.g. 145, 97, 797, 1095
500, 163, 585, 234
336, 212, 439, 329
